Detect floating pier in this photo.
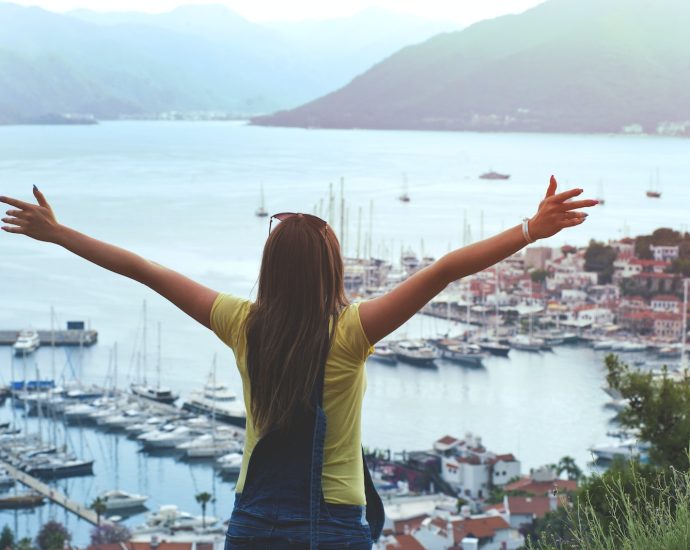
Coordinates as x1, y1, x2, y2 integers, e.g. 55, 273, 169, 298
0, 329, 98, 347
0, 459, 111, 526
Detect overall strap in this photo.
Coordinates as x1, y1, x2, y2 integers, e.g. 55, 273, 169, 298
309, 349, 328, 550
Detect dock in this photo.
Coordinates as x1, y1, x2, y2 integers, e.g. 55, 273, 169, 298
0, 329, 98, 347
0, 459, 111, 526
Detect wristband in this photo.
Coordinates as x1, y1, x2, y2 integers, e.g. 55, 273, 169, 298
522, 218, 534, 244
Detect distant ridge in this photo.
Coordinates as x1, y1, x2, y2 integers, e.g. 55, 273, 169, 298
0, 3, 457, 124
253, 0, 690, 135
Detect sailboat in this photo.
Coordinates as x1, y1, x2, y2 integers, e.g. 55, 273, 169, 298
398, 174, 410, 202
255, 183, 268, 217
130, 304, 179, 405
646, 169, 662, 198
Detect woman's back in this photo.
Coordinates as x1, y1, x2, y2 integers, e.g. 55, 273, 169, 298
211, 293, 374, 505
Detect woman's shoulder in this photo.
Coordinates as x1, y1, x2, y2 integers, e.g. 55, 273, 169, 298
333, 302, 374, 363
210, 293, 253, 349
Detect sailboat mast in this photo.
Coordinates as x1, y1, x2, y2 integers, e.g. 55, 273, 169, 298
157, 321, 162, 390
142, 300, 148, 385
682, 279, 689, 372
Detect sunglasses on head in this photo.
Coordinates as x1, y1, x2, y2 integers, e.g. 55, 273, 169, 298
268, 212, 329, 236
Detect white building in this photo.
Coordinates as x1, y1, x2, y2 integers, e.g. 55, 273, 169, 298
651, 294, 682, 314
650, 245, 679, 262
577, 307, 614, 327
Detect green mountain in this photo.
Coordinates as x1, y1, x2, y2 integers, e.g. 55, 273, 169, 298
0, 3, 458, 123
253, 0, 690, 134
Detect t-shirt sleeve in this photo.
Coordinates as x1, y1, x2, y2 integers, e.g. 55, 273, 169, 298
210, 292, 251, 350
340, 302, 375, 363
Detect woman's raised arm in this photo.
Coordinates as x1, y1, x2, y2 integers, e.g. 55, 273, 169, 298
1, 186, 218, 329
358, 176, 598, 345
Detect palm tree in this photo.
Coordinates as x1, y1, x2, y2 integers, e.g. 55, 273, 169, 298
557, 456, 582, 481
195, 491, 214, 528
90, 497, 107, 525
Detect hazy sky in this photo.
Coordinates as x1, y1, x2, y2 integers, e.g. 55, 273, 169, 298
7, 0, 546, 23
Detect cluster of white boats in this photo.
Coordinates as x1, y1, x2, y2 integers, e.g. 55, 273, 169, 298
371, 330, 688, 369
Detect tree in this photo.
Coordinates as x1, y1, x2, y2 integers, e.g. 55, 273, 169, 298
90, 497, 107, 526
584, 240, 617, 283
670, 258, 690, 277
0, 526, 14, 550
195, 491, 214, 528
556, 456, 582, 481
90, 524, 131, 544
530, 269, 549, 284
35, 521, 70, 550
16, 538, 35, 550
605, 354, 690, 470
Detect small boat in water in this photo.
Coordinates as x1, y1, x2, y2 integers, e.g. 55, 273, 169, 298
135, 504, 219, 534
390, 340, 437, 367
371, 343, 397, 364
217, 452, 243, 475
478, 339, 511, 357
99, 489, 149, 511
431, 339, 485, 367
13, 330, 40, 356
589, 439, 646, 462
0, 493, 44, 509
509, 335, 544, 352
255, 183, 268, 217
479, 171, 510, 180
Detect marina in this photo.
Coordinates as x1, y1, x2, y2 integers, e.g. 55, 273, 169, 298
0, 329, 98, 348
2, 121, 690, 543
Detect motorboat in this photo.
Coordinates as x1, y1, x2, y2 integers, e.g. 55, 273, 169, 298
24, 455, 94, 478
63, 403, 98, 423
130, 383, 178, 405
182, 392, 247, 429
478, 339, 511, 357
611, 341, 648, 353
479, 171, 510, 180
431, 339, 485, 367
370, 343, 397, 364
99, 489, 148, 511
509, 335, 544, 352
217, 452, 243, 475
390, 340, 437, 367
100, 409, 148, 430
13, 330, 40, 356
135, 504, 219, 533
138, 426, 193, 449
589, 439, 646, 462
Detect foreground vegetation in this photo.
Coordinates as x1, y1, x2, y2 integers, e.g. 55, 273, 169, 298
527, 354, 690, 549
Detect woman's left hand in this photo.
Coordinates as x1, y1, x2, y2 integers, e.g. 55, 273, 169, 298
1, 186, 61, 243
528, 175, 598, 240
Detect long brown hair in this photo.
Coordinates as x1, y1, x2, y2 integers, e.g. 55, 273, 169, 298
244, 214, 348, 435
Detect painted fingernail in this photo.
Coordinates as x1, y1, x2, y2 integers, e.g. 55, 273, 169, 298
33, 185, 38, 191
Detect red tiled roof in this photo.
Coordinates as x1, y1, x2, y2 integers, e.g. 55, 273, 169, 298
386, 534, 427, 550
437, 435, 459, 445
495, 453, 517, 462
453, 516, 511, 543
504, 477, 577, 496
393, 514, 429, 535
630, 258, 670, 267
506, 496, 563, 518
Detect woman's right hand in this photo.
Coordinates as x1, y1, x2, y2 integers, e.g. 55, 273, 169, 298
1, 186, 62, 243
528, 176, 598, 241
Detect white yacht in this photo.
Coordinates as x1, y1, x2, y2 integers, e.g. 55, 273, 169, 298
589, 439, 646, 462
389, 340, 437, 367
217, 452, 243, 474
134, 505, 219, 533
130, 383, 179, 405
370, 343, 397, 364
138, 426, 193, 449
509, 334, 544, 352
182, 390, 247, 429
13, 330, 40, 356
99, 489, 149, 510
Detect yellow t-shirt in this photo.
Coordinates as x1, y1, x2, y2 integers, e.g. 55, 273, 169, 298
210, 293, 374, 505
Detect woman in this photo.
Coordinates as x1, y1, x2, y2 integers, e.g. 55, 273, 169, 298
1, 177, 596, 548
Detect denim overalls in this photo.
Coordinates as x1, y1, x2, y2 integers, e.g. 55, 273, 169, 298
225, 359, 384, 549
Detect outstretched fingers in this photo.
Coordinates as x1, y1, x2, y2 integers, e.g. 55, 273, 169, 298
0, 196, 33, 210
562, 199, 599, 211
551, 188, 583, 203
1, 217, 26, 226
33, 186, 49, 208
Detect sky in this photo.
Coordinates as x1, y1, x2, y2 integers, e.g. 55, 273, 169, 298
5, 0, 546, 23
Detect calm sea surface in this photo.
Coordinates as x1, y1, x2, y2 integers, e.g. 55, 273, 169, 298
1, 121, 689, 542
